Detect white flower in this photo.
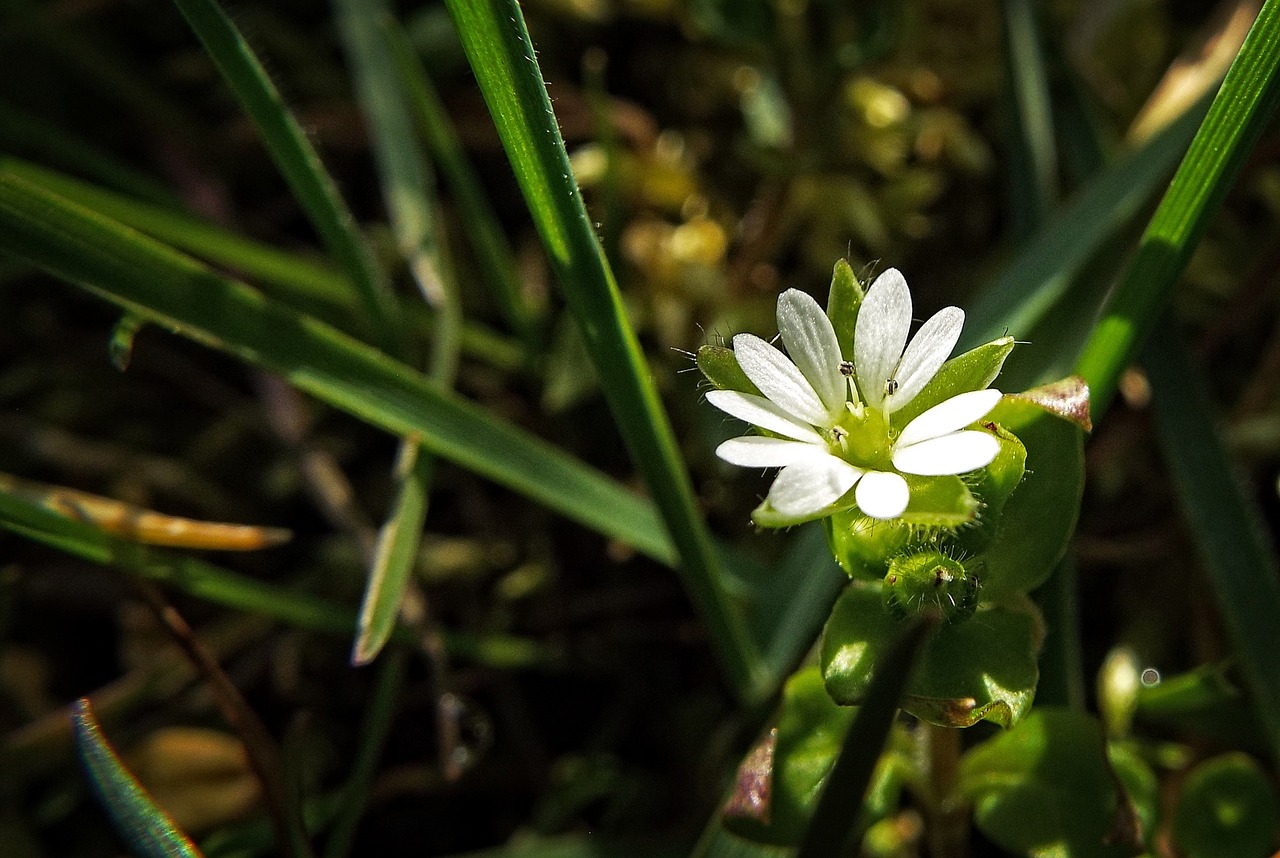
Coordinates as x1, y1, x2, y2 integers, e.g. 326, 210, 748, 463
707, 269, 1003, 522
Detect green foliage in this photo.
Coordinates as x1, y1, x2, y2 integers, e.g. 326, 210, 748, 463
959, 709, 1143, 857
1172, 754, 1280, 858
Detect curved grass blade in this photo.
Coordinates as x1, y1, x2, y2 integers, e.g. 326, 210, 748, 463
0, 170, 673, 566
71, 698, 205, 858
1075, 0, 1280, 417
1143, 328, 1280, 762
168, 0, 403, 353
444, 0, 762, 701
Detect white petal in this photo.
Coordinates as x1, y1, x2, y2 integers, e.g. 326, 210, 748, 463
765, 457, 863, 518
716, 436, 827, 468
892, 430, 1001, 476
854, 268, 912, 410
855, 470, 910, 520
895, 389, 1004, 448
733, 334, 829, 426
777, 289, 846, 414
706, 390, 825, 443
884, 306, 964, 414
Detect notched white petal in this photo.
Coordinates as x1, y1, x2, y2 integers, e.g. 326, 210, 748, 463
706, 390, 826, 443
733, 334, 829, 426
716, 436, 828, 468
854, 268, 912, 410
886, 306, 964, 413
855, 470, 910, 520
777, 289, 846, 415
895, 389, 1004, 448
765, 457, 862, 518
892, 430, 1001, 476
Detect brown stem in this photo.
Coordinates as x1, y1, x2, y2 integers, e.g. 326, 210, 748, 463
925, 723, 968, 858
135, 582, 314, 858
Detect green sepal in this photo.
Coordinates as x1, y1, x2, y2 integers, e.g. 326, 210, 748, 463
820, 584, 1041, 728
899, 474, 979, 529
1172, 754, 1279, 858
892, 336, 1015, 430
954, 422, 1027, 557
754, 494, 854, 530
826, 259, 863, 362
958, 709, 1145, 857
978, 386, 1086, 601
722, 666, 858, 845
825, 510, 912, 579
696, 343, 761, 394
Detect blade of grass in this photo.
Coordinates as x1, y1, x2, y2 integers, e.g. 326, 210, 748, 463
960, 94, 1209, 351
351, 441, 431, 665
444, 0, 763, 701
0, 102, 178, 205
0, 170, 674, 564
0, 158, 527, 373
71, 699, 206, 858
795, 617, 934, 858
384, 18, 539, 345
168, 0, 404, 353
1143, 326, 1280, 762
1000, 0, 1059, 235
334, 0, 448, 314
1075, 0, 1280, 418
0, 482, 552, 668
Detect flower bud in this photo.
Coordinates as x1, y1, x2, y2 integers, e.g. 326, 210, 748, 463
882, 550, 980, 623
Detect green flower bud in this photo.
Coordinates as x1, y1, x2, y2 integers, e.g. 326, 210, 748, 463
882, 550, 980, 623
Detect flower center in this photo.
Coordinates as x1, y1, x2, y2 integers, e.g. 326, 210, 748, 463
829, 405, 893, 471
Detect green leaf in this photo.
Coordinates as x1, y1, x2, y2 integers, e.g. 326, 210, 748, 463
820, 585, 1040, 728
891, 337, 1015, 429
443, 0, 761, 700
978, 388, 1085, 601
1135, 663, 1264, 749
71, 699, 205, 858
959, 709, 1143, 857
351, 441, 431, 666
1074, 0, 1280, 417
1172, 754, 1279, 858
169, 0, 404, 353
723, 667, 858, 845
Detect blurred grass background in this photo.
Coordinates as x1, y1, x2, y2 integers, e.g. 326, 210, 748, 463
2, 0, 1280, 854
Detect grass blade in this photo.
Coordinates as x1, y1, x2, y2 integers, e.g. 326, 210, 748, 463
0, 158, 526, 372
384, 18, 538, 345
1143, 328, 1280, 761
795, 617, 934, 858
333, 0, 449, 314
1075, 0, 1280, 417
444, 0, 763, 701
1000, 0, 1058, 235
71, 699, 205, 858
961, 95, 1209, 352
351, 442, 431, 665
0, 170, 674, 565
169, 0, 404, 352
